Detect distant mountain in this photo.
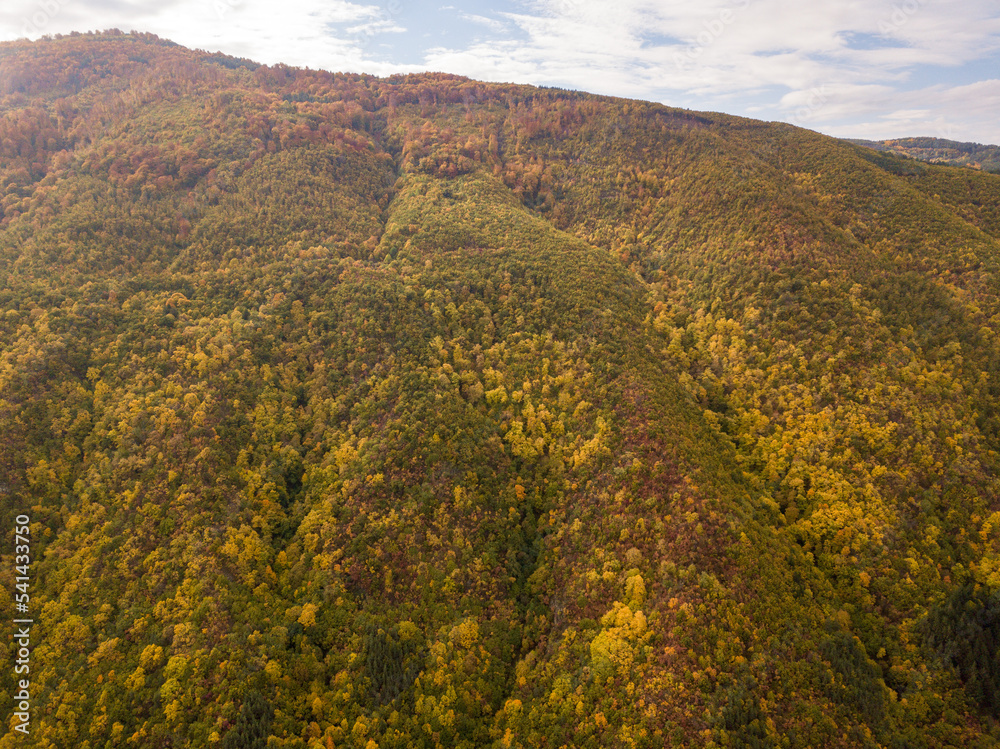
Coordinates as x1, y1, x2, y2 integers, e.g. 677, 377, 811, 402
848, 136, 1000, 173
1, 30, 999, 749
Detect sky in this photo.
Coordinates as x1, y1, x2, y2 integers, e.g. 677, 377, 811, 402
2, 0, 1000, 144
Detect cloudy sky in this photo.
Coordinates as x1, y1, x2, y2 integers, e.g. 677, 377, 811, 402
3, 0, 1000, 144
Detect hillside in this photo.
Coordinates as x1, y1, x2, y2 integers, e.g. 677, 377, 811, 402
848, 137, 1000, 173
1, 31, 999, 748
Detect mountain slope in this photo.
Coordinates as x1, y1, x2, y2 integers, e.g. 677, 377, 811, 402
0, 31, 998, 749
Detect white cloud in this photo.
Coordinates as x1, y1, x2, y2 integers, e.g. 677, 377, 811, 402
819, 79, 1000, 143
457, 11, 508, 33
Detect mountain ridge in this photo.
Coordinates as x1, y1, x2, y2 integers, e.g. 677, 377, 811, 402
0, 30, 998, 749
847, 136, 1000, 174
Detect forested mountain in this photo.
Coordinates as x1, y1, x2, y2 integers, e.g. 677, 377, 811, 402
1, 30, 999, 748
848, 137, 1000, 173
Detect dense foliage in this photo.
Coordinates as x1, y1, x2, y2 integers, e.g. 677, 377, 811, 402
1, 30, 998, 748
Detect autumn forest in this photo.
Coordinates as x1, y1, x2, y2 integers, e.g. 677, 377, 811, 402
0, 30, 999, 749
